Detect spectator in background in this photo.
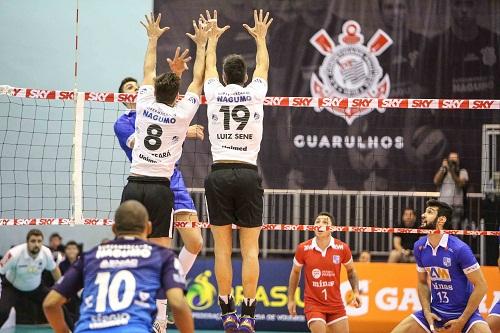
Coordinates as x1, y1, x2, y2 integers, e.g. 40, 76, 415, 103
433, 152, 469, 230
388, 208, 419, 263
48, 233, 64, 264
358, 251, 371, 263
58, 241, 82, 327
0, 229, 72, 329
58, 241, 80, 276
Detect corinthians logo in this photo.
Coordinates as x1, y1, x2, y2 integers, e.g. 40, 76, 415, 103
186, 270, 217, 310
310, 20, 393, 125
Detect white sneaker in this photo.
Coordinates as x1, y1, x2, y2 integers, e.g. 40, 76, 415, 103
152, 319, 167, 333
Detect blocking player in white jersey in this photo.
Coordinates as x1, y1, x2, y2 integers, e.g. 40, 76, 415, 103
120, 12, 207, 333
202, 9, 273, 333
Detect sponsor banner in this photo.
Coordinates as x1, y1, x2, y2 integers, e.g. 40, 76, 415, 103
156, 0, 500, 191
183, 259, 499, 332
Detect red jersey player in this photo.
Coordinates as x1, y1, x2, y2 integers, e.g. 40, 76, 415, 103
287, 212, 361, 333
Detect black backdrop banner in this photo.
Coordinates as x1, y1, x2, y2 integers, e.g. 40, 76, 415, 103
155, 0, 500, 191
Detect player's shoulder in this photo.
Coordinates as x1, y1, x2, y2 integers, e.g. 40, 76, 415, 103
333, 237, 349, 248
8, 243, 26, 256
413, 236, 427, 252
297, 238, 314, 251
446, 235, 470, 252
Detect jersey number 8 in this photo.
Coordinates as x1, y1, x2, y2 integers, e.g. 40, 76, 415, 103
144, 124, 162, 151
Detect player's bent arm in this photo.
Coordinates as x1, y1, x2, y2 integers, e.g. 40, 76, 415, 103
459, 269, 488, 322
187, 40, 207, 96
166, 288, 194, 333
43, 290, 70, 333
417, 271, 432, 314
51, 267, 62, 282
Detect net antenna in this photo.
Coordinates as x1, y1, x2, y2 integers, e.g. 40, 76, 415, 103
72, 0, 84, 225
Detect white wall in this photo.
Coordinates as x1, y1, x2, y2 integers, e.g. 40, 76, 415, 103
0, 0, 153, 255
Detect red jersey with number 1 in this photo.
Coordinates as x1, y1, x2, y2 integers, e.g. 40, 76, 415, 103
293, 237, 352, 312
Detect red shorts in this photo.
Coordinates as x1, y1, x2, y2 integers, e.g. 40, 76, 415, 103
305, 308, 347, 327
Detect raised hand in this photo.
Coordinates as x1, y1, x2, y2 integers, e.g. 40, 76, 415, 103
140, 12, 169, 39
201, 10, 230, 39
167, 47, 191, 77
186, 17, 210, 46
243, 9, 273, 40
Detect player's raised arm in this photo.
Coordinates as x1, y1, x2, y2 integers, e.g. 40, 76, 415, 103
203, 10, 230, 81
185, 16, 210, 95
243, 9, 273, 81
140, 13, 170, 86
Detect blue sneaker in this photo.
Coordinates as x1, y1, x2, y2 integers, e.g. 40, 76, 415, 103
238, 316, 255, 333
221, 312, 239, 332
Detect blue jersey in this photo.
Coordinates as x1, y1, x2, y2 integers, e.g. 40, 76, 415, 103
414, 234, 480, 315
113, 110, 136, 162
53, 237, 185, 333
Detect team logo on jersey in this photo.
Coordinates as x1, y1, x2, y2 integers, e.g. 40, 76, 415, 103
211, 113, 219, 122
443, 257, 451, 267
425, 267, 451, 282
310, 20, 393, 125
254, 112, 261, 120
172, 136, 179, 144
312, 268, 322, 279
186, 270, 217, 310
333, 255, 340, 264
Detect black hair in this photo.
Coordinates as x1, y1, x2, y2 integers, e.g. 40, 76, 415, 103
154, 73, 180, 105
426, 199, 453, 229
223, 54, 247, 85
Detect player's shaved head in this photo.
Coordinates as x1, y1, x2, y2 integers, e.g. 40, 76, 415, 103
114, 200, 149, 235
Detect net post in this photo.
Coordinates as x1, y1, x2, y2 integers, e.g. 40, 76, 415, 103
72, 90, 84, 225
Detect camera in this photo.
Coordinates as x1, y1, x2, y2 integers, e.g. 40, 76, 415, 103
447, 159, 458, 172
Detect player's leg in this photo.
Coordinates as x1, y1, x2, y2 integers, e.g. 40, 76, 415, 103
390, 314, 430, 333
326, 312, 348, 333
309, 319, 327, 333
234, 167, 263, 333
171, 167, 203, 276
487, 315, 500, 333
487, 300, 500, 333
0, 279, 17, 327
142, 180, 175, 333
465, 311, 491, 333
205, 167, 238, 332
211, 224, 237, 332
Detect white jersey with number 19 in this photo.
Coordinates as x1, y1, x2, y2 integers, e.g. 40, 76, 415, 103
204, 77, 267, 165
130, 85, 200, 178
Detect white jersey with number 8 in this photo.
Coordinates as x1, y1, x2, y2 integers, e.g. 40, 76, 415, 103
204, 77, 267, 165
130, 85, 200, 178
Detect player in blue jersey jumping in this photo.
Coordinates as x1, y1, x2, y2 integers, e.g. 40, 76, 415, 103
42, 200, 194, 333
391, 199, 491, 333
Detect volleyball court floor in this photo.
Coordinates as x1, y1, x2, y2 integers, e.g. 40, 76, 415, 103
2, 325, 308, 333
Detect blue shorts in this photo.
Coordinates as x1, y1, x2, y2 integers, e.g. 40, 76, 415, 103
412, 308, 485, 333
490, 300, 500, 317
171, 168, 196, 213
